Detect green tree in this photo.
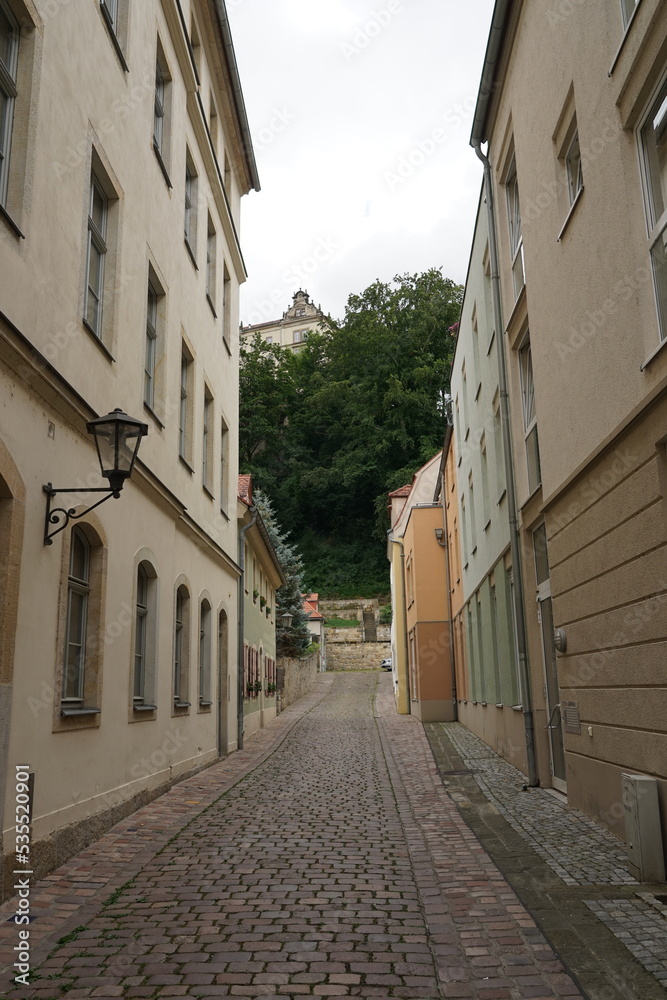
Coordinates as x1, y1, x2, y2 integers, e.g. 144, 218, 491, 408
239, 270, 462, 596
252, 489, 311, 658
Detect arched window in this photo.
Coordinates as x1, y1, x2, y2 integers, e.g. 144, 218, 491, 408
63, 527, 90, 704
199, 599, 211, 707
173, 584, 190, 708
134, 561, 157, 711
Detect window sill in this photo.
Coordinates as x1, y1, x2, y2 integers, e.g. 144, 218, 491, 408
152, 143, 173, 189
512, 703, 523, 711
222, 333, 232, 357
640, 335, 667, 372
133, 704, 157, 712
99, 3, 129, 72
486, 329, 496, 356
203, 484, 214, 500
474, 381, 482, 402
184, 238, 198, 271
471, 546, 477, 556
0, 203, 25, 239
495, 702, 503, 708
144, 402, 164, 429
198, 700, 212, 708
82, 319, 115, 362
609, 0, 642, 76
520, 482, 543, 511
206, 294, 217, 319
60, 706, 101, 717
173, 700, 190, 709
496, 488, 507, 506
557, 185, 584, 242
219, 507, 229, 521
483, 518, 491, 532
179, 455, 194, 474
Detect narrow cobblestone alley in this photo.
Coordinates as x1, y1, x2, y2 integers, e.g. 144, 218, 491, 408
1, 674, 593, 999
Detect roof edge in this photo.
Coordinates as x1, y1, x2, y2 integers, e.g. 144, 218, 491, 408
470, 0, 514, 147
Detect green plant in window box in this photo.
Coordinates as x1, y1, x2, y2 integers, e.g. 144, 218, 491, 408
266, 682, 277, 695
260, 596, 266, 608
266, 606, 272, 617
253, 588, 259, 601
253, 680, 262, 694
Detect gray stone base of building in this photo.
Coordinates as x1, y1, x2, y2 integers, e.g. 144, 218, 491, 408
0, 755, 220, 904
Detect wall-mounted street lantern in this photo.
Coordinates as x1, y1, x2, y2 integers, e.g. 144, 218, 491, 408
278, 612, 293, 628
43, 408, 148, 545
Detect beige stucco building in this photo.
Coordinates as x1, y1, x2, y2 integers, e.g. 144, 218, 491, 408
238, 476, 284, 739
0, 0, 258, 893
469, 0, 667, 849
240, 289, 327, 353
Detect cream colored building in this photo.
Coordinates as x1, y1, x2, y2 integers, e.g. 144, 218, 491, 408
470, 0, 667, 850
0, 0, 258, 894
240, 289, 327, 352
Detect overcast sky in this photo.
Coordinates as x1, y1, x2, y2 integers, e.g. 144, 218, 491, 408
227, 0, 495, 326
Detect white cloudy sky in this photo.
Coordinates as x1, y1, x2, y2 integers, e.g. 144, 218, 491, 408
227, 0, 495, 326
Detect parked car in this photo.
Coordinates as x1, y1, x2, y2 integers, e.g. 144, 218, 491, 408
381, 657, 392, 671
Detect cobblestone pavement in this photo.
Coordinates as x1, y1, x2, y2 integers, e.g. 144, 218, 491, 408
425, 723, 667, 1000
0, 673, 585, 1000
440, 724, 635, 886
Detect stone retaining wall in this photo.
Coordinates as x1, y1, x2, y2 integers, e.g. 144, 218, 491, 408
326, 626, 363, 643
326, 641, 390, 672
278, 652, 319, 711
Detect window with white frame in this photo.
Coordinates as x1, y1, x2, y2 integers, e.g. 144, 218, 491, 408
220, 416, 229, 513
199, 599, 211, 705
84, 174, 108, 338
144, 281, 158, 410
63, 527, 90, 705
222, 261, 231, 350
184, 154, 198, 258
506, 156, 525, 300
133, 562, 157, 710
565, 129, 583, 205
99, 0, 128, 66
640, 75, 667, 342
179, 345, 193, 464
620, 0, 640, 29
202, 387, 213, 492
206, 215, 217, 312
153, 42, 172, 182
518, 338, 541, 493
293, 329, 306, 343
0, 0, 18, 209
173, 584, 190, 707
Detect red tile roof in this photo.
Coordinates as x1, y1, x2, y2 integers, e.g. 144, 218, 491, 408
302, 595, 324, 620
388, 483, 412, 498
238, 474, 253, 506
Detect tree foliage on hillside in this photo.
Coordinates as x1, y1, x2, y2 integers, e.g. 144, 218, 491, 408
240, 269, 462, 596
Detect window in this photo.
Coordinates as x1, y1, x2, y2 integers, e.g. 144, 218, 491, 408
133, 562, 157, 710
222, 262, 231, 350
519, 338, 541, 493
266, 336, 273, 344
293, 329, 306, 343
295, 307, 305, 317
63, 528, 90, 705
620, 0, 639, 28
468, 473, 477, 552
99, 0, 128, 68
206, 215, 217, 312
179, 345, 193, 464
189, 15, 201, 76
209, 92, 219, 151
173, 585, 190, 708
0, 0, 18, 208
493, 400, 505, 498
202, 387, 213, 492
480, 437, 489, 527
199, 599, 211, 706
565, 130, 583, 205
84, 174, 108, 338
144, 281, 158, 409
220, 416, 229, 513
184, 154, 198, 261
640, 76, 667, 341
506, 157, 525, 299
152, 42, 172, 183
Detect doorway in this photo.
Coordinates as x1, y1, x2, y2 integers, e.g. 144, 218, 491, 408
533, 524, 566, 791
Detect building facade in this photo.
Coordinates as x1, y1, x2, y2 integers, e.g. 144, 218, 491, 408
0, 0, 258, 893
238, 476, 284, 739
468, 0, 667, 846
240, 289, 327, 352
387, 453, 456, 722
449, 191, 551, 779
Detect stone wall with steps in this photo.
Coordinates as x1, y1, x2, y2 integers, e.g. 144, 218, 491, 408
326, 640, 391, 672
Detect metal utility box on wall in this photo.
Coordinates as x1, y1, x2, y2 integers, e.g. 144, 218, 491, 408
622, 773, 666, 882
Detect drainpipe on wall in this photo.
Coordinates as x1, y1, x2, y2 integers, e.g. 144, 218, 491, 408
237, 508, 257, 750
437, 426, 458, 720
388, 536, 411, 714
472, 139, 537, 788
